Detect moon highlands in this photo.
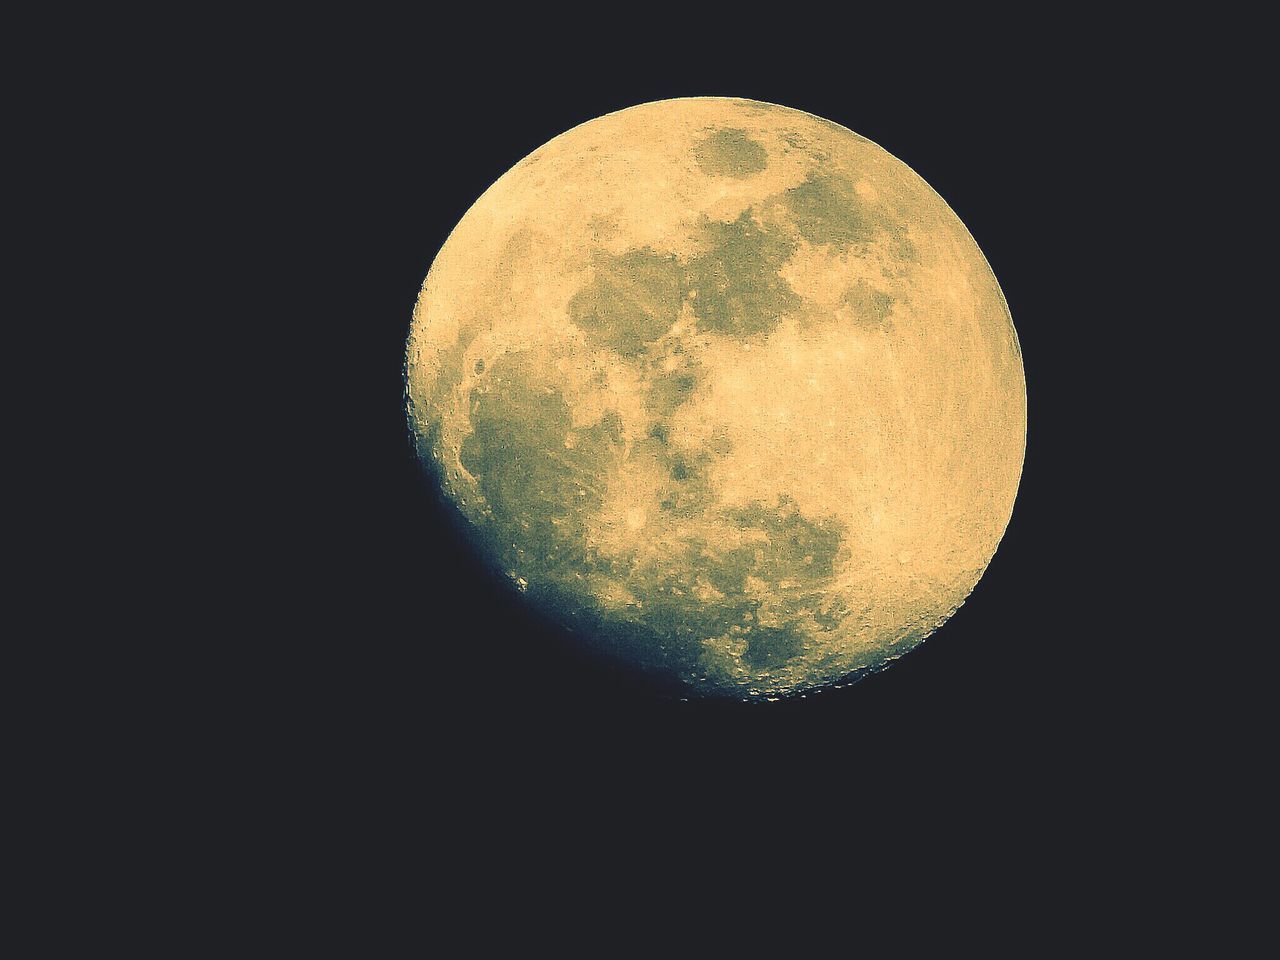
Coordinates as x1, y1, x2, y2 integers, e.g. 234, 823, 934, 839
406, 98, 1026, 699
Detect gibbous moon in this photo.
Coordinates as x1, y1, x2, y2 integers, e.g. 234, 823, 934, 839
406, 98, 1025, 699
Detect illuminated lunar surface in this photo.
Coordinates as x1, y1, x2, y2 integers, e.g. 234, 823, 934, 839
406, 98, 1025, 699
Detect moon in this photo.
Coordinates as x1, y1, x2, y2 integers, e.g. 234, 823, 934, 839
406, 98, 1025, 700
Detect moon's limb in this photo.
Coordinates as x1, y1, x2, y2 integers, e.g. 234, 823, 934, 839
406, 98, 1025, 699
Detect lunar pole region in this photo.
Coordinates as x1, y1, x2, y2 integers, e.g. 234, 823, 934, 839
405, 98, 1026, 700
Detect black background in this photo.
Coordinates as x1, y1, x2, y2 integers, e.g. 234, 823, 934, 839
232, 29, 1165, 861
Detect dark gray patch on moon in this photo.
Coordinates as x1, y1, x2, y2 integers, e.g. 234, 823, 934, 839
685, 211, 799, 337
570, 206, 803, 352
644, 360, 703, 418
783, 173, 881, 248
459, 353, 621, 581
693, 128, 769, 178
568, 248, 685, 355
843, 281, 895, 327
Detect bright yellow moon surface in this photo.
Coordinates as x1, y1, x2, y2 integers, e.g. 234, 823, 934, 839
406, 98, 1025, 699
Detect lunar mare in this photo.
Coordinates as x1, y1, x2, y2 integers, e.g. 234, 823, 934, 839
406, 98, 1025, 699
